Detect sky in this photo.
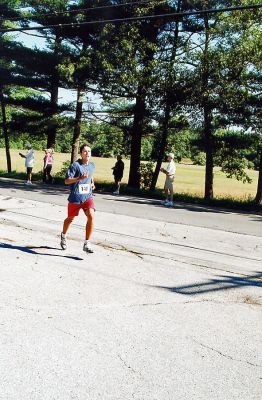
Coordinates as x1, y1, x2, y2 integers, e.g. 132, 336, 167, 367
15, 31, 102, 109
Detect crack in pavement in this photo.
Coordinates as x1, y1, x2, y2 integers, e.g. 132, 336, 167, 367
95, 241, 262, 281
117, 354, 138, 375
54, 326, 143, 379
96, 241, 144, 259
2, 217, 262, 282
3, 209, 262, 262
190, 337, 262, 368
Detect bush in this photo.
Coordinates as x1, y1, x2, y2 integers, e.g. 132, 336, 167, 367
191, 151, 206, 165
141, 137, 153, 161
55, 160, 70, 178
139, 161, 155, 189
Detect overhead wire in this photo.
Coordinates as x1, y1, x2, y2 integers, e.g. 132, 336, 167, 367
0, 0, 164, 23
0, 4, 261, 33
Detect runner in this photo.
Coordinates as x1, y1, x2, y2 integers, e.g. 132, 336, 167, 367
19, 143, 35, 185
160, 152, 176, 207
60, 143, 96, 253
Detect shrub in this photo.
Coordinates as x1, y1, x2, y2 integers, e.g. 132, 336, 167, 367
139, 161, 155, 189
55, 160, 70, 178
191, 151, 206, 165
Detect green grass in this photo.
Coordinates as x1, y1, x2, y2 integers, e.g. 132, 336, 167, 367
0, 148, 260, 211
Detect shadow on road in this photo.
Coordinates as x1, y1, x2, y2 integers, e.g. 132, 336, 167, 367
154, 272, 262, 295
0, 242, 83, 261
0, 178, 67, 196
104, 195, 229, 214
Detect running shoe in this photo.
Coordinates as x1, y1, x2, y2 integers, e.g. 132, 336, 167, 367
161, 200, 169, 206
83, 241, 94, 253
60, 233, 67, 250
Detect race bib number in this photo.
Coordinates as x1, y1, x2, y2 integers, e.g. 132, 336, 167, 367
78, 184, 90, 194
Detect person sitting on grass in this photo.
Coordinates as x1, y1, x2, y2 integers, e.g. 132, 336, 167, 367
160, 152, 176, 207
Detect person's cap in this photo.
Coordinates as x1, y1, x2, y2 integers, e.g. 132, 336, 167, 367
167, 152, 174, 159
25, 143, 32, 149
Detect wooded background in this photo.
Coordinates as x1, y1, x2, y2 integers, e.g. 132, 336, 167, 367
0, 1, 261, 202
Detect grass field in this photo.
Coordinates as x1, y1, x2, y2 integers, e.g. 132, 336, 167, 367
0, 148, 258, 200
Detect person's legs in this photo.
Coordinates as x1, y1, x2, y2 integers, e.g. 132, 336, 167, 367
26, 167, 33, 184
62, 216, 74, 235
43, 167, 47, 183
60, 216, 74, 250
163, 177, 169, 201
46, 165, 52, 183
166, 181, 174, 206
169, 186, 174, 202
83, 207, 95, 253
61, 203, 79, 250
113, 177, 120, 194
84, 207, 95, 240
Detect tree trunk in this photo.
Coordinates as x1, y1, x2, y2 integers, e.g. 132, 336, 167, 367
0, 85, 11, 172
203, 13, 213, 201
255, 150, 262, 204
71, 87, 84, 163
149, 2, 181, 191
150, 103, 171, 191
204, 106, 213, 200
47, 36, 61, 149
128, 85, 146, 188
128, 23, 159, 189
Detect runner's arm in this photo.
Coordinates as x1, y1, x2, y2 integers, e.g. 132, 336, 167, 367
65, 173, 88, 185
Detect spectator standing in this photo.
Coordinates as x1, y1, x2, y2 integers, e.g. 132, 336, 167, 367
43, 148, 54, 183
19, 143, 35, 185
112, 155, 124, 195
160, 152, 176, 207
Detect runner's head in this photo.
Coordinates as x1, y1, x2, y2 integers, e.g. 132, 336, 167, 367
80, 143, 91, 163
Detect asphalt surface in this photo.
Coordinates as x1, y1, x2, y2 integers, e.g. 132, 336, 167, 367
0, 177, 262, 236
0, 177, 261, 400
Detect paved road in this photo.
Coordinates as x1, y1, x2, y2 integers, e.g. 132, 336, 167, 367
0, 177, 262, 236
0, 177, 261, 400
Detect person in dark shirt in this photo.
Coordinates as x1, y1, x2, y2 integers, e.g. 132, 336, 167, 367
112, 155, 124, 195
60, 143, 96, 253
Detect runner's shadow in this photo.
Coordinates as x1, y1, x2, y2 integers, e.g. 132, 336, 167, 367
0, 242, 83, 261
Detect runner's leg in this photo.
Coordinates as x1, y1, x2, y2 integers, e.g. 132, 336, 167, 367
62, 216, 74, 235
84, 208, 95, 240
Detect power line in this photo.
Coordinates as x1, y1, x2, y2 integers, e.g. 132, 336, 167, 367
0, 0, 162, 23
0, 4, 261, 33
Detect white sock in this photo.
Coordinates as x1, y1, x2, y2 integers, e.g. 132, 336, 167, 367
61, 233, 66, 238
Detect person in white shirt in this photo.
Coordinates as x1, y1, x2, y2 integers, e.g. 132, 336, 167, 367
19, 143, 35, 185
160, 152, 176, 207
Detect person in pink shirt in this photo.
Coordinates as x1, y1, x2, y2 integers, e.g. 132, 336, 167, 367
43, 148, 54, 183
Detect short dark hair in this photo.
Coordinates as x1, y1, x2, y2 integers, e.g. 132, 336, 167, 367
79, 143, 91, 153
